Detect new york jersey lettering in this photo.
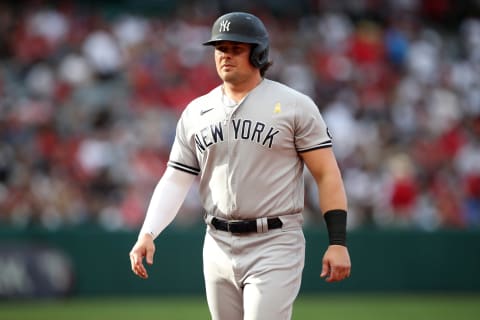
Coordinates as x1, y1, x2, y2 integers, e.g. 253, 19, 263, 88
195, 122, 224, 153
195, 119, 280, 153
232, 119, 279, 148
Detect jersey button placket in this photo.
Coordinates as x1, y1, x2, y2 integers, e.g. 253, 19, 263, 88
226, 110, 233, 217
229, 111, 238, 214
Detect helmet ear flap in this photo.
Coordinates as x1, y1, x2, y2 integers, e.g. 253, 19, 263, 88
250, 43, 269, 69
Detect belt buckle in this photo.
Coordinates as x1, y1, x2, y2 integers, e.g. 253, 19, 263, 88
228, 221, 239, 234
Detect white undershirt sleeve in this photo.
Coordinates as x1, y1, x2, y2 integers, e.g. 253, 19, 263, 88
139, 166, 196, 239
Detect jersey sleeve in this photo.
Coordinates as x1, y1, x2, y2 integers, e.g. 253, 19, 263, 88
167, 109, 201, 176
294, 95, 332, 153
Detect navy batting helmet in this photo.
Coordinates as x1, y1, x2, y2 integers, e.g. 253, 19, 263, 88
203, 12, 270, 69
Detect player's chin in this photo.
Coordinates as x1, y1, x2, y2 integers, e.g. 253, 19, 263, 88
219, 72, 236, 83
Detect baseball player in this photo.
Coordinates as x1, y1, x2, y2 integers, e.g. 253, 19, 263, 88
129, 11, 351, 320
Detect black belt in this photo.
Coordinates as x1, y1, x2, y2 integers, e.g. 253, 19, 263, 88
211, 217, 283, 234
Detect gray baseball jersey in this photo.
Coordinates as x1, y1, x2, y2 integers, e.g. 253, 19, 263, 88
168, 78, 332, 220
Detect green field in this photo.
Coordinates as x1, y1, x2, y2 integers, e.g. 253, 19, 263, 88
1, 294, 479, 320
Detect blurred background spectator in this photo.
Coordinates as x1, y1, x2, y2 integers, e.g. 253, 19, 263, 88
1, 0, 479, 232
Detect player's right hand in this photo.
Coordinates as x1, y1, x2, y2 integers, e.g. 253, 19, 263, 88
129, 233, 155, 279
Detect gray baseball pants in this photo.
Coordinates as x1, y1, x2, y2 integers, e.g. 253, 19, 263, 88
203, 213, 305, 320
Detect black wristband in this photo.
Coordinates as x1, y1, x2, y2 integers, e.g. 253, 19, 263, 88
323, 209, 347, 246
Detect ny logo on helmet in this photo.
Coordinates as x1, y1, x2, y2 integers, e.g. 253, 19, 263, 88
219, 20, 231, 32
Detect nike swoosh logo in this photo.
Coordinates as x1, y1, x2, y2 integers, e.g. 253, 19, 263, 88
200, 108, 214, 116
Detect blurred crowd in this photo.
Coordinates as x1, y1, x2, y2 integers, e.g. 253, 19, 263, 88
0, 0, 479, 231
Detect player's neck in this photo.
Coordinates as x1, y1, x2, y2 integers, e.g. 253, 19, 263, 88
222, 75, 263, 103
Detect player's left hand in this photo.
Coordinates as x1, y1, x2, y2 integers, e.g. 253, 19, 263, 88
320, 245, 351, 282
